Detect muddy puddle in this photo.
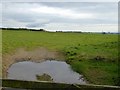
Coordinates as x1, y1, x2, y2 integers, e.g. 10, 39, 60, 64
7, 60, 86, 84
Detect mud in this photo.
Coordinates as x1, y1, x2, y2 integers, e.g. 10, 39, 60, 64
2, 48, 64, 78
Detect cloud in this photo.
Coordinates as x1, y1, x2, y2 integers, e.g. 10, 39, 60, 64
26, 23, 45, 27
2, 2, 118, 32
30, 5, 94, 19
2, 0, 119, 2
26, 19, 50, 27
2, 19, 27, 28
45, 23, 118, 32
2, 3, 37, 23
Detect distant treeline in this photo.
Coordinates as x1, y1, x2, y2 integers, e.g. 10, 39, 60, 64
1, 28, 46, 32
1, 28, 119, 34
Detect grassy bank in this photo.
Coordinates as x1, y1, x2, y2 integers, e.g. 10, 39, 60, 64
2, 30, 119, 86
63, 42, 119, 85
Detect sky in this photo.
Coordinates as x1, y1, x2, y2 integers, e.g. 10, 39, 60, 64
2, 1, 118, 32
2, 0, 120, 2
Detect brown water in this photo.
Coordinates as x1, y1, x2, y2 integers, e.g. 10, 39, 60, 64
7, 60, 86, 84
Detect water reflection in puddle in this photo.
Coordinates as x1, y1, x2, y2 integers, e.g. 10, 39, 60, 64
8, 60, 86, 84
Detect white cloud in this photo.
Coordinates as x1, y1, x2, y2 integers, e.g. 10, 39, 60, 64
31, 6, 94, 19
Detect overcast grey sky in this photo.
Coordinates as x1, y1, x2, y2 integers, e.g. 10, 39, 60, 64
2, 2, 118, 32
2, 0, 119, 2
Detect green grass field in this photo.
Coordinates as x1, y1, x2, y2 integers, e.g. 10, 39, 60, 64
2, 30, 119, 86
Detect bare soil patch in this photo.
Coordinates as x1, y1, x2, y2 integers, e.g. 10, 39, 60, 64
2, 47, 64, 78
